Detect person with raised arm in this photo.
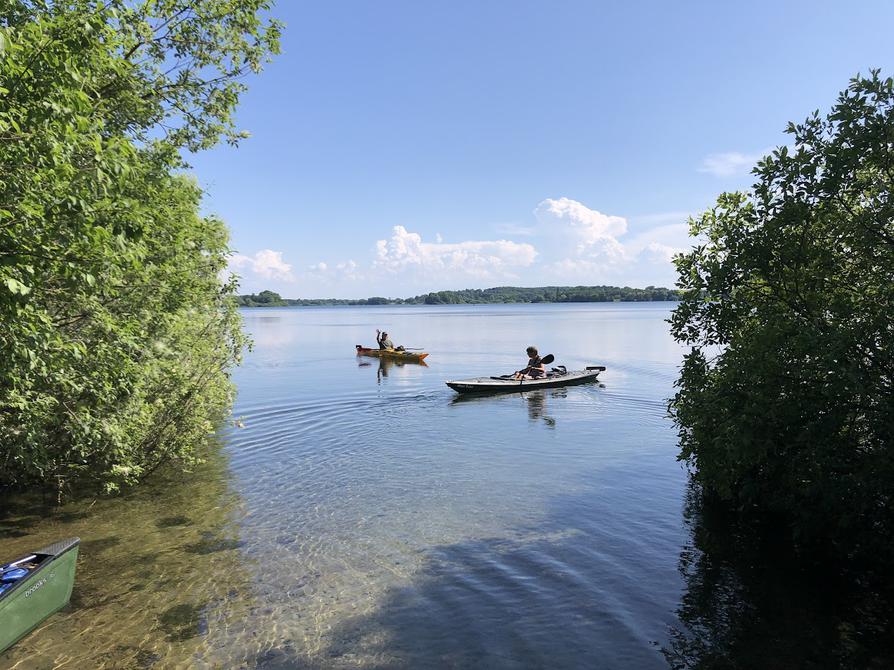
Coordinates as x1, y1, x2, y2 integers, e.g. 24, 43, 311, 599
376, 329, 405, 351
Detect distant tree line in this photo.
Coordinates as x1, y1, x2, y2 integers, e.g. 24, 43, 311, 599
236, 285, 681, 307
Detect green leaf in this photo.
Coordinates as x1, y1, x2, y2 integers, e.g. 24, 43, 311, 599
4, 277, 31, 295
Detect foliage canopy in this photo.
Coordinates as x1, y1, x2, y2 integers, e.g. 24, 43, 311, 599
0, 1, 280, 492
670, 72, 894, 559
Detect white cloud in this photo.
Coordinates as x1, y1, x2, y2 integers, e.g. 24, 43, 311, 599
335, 260, 360, 280
373, 226, 537, 279
302, 259, 363, 284
533, 197, 628, 269
234, 200, 699, 297
529, 198, 695, 286
698, 151, 764, 177
534, 197, 627, 252
579, 235, 628, 265
229, 249, 294, 281
624, 222, 691, 257
543, 243, 681, 286
640, 241, 679, 263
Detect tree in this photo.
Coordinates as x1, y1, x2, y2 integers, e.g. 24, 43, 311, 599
0, 1, 280, 492
255, 290, 283, 304
670, 71, 894, 560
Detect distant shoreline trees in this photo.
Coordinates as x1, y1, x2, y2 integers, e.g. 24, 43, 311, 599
236, 285, 682, 307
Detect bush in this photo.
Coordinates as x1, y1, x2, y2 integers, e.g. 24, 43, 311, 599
0, 1, 279, 492
670, 71, 894, 560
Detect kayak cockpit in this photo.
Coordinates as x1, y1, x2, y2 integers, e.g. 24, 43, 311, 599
1, 537, 80, 653
0, 554, 49, 599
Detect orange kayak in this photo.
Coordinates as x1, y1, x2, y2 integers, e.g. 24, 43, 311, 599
355, 346, 429, 361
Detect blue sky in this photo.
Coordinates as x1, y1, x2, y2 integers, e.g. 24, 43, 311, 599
193, 0, 894, 298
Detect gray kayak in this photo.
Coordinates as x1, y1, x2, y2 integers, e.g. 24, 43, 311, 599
446, 366, 605, 394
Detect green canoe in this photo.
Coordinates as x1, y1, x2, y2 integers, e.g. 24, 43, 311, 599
0, 537, 80, 653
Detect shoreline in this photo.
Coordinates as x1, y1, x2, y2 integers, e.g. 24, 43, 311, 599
237, 299, 682, 308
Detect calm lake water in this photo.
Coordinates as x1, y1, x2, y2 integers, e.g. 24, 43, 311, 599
2, 303, 882, 669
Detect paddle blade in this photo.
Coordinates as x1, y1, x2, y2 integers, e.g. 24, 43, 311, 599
541, 354, 555, 365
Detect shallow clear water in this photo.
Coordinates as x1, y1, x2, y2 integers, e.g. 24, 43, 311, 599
2, 303, 692, 668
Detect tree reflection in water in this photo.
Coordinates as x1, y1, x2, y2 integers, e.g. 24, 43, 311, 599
664, 483, 894, 669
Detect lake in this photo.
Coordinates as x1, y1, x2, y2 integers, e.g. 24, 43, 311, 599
2, 303, 875, 668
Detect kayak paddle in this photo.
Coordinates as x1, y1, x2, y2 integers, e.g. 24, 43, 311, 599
500, 353, 555, 380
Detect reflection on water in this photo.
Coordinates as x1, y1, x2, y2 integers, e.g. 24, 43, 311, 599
664, 486, 894, 669
451, 388, 565, 427
525, 389, 556, 426
2, 303, 888, 668
369, 356, 429, 383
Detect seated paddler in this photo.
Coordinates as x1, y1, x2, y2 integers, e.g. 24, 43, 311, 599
376, 329, 405, 351
514, 346, 545, 379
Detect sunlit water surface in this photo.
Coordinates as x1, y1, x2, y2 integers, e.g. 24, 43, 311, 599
3, 304, 693, 668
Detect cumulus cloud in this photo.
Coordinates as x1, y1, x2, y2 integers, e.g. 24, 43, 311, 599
698, 151, 764, 177
235, 201, 697, 297
529, 198, 695, 285
303, 259, 363, 283
374, 225, 537, 279
229, 249, 294, 281
625, 222, 691, 257
533, 197, 629, 270
640, 241, 679, 263
534, 197, 627, 252
335, 260, 360, 280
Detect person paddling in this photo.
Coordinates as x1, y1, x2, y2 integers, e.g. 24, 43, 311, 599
514, 346, 545, 379
376, 329, 405, 351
